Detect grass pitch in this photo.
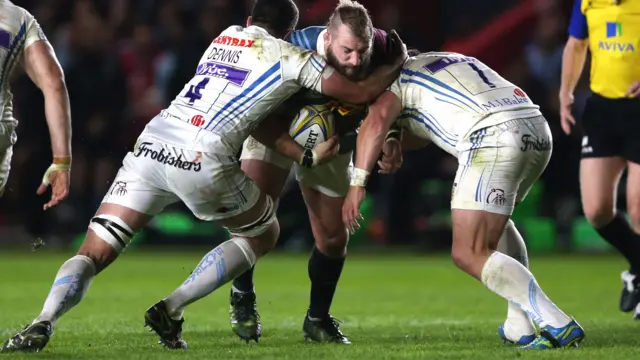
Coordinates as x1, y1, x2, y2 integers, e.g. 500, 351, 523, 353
0, 251, 638, 359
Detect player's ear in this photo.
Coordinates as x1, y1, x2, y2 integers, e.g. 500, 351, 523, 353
324, 29, 330, 43
246, 16, 252, 27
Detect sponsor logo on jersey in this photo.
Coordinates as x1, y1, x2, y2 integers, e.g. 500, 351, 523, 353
423, 55, 476, 73
213, 35, 255, 48
207, 47, 242, 64
520, 134, 551, 152
0, 29, 11, 49
190, 115, 205, 127
481, 89, 530, 111
133, 142, 202, 172
195, 61, 251, 86
599, 22, 635, 53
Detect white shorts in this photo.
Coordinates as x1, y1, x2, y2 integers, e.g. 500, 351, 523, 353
0, 123, 16, 196
241, 136, 352, 198
102, 138, 260, 221
451, 116, 552, 215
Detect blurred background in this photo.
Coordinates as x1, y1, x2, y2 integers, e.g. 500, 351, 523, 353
0, 0, 607, 254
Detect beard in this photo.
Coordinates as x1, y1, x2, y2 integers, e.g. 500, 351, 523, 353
325, 47, 371, 81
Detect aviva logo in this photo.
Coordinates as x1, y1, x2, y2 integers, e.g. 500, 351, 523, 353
599, 22, 635, 52
606, 22, 622, 38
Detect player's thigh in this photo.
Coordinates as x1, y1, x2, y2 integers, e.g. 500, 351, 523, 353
580, 94, 621, 160
170, 151, 278, 255
83, 157, 178, 270
295, 151, 352, 198
300, 185, 347, 253
0, 145, 12, 197
452, 116, 550, 218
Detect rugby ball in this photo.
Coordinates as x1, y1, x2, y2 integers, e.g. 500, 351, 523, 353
289, 103, 335, 150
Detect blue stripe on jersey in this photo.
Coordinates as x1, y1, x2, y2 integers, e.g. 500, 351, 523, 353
401, 78, 479, 114
310, 56, 324, 73
402, 69, 483, 111
0, 22, 26, 88
213, 73, 283, 131
286, 26, 326, 51
434, 97, 469, 113
205, 62, 281, 130
404, 107, 457, 143
402, 113, 455, 146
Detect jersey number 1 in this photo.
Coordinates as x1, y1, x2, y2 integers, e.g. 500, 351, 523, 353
468, 63, 496, 89
184, 78, 210, 104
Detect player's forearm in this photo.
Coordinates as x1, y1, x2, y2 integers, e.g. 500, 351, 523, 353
354, 115, 388, 172
274, 134, 305, 163
357, 61, 403, 103
560, 37, 588, 95
43, 80, 72, 158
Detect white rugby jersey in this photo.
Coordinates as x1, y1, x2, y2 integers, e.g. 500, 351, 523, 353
391, 52, 541, 156
0, 0, 47, 126
142, 25, 327, 155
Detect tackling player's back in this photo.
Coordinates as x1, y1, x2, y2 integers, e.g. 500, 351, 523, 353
148, 23, 327, 155
393, 52, 541, 154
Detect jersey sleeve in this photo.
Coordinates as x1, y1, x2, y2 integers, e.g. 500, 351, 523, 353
568, 0, 588, 39
21, 8, 47, 51
387, 79, 402, 104
279, 40, 327, 93
286, 26, 325, 51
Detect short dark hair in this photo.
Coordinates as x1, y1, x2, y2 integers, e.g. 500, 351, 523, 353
327, 0, 373, 44
251, 0, 299, 38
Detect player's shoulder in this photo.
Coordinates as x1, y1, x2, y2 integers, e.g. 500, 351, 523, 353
286, 26, 326, 51
0, 1, 33, 28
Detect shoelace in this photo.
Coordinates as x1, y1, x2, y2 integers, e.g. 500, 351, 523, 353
622, 271, 638, 293
321, 317, 345, 338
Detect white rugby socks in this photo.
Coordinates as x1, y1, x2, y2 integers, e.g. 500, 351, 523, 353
481, 251, 571, 328
34, 255, 96, 326
164, 238, 256, 320
496, 221, 536, 338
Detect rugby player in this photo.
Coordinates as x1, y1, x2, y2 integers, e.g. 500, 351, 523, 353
561, 0, 640, 317
0, 0, 72, 209
230, 0, 401, 344
1, 0, 407, 352
343, 52, 585, 349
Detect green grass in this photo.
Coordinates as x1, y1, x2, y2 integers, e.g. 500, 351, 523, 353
0, 251, 638, 359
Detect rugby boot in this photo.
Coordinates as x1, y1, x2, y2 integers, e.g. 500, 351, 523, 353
497, 325, 536, 345
521, 319, 584, 349
1, 321, 52, 353
229, 290, 261, 343
302, 311, 350, 344
633, 302, 640, 320
144, 300, 187, 349
620, 270, 640, 312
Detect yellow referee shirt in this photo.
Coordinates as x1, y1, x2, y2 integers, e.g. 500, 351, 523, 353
569, 0, 640, 98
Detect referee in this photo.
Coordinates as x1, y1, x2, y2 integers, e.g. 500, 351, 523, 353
561, 0, 640, 318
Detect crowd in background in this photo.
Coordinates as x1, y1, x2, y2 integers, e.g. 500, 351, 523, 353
0, 0, 591, 249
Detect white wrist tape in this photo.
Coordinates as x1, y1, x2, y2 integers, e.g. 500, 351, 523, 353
42, 163, 70, 185
350, 168, 370, 187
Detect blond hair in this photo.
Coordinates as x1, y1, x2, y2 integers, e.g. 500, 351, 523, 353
327, 0, 373, 44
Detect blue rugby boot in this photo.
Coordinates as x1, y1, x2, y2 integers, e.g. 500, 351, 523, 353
497, 325, 536, 345
521, 319, 584, 349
